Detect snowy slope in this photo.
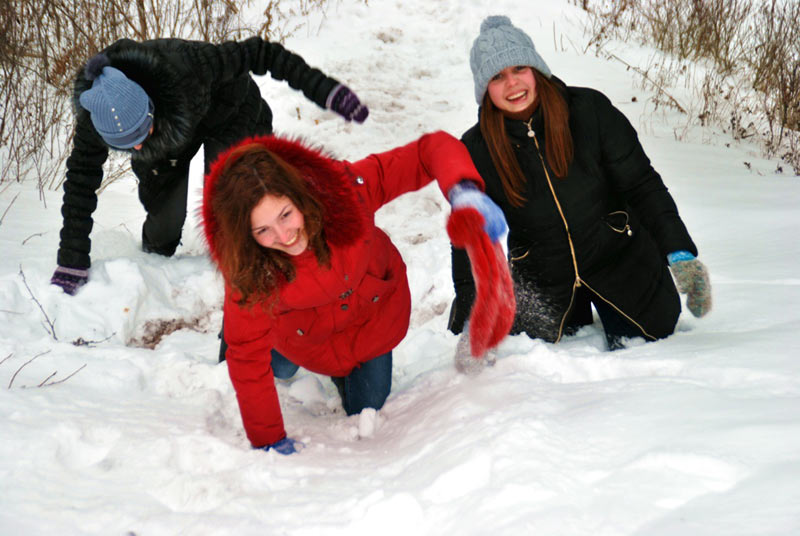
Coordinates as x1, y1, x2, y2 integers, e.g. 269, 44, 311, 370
1, 1, 799, 534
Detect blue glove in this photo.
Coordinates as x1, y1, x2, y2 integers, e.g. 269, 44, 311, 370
259, 437, 304, 455
667, 250, 712, 318
448, 181, 508, 242
50, 266, 89, 295
326, 84, 369, 123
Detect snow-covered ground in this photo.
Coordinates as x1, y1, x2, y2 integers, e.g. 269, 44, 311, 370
1, 1, 799, 534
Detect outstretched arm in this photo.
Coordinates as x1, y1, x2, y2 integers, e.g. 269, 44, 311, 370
347, 131, 485, 211
349, 131, 514, 363
52, 114, 110, 293
199, 37, 368, 122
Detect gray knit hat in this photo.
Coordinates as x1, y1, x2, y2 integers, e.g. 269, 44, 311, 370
469, 15, 552, 104
79, 55, 153, 149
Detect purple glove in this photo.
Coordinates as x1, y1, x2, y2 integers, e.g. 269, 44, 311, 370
448, 181, 508, 242
326, 84, 369, 123
258, 437, 304, 455
50, 266, 89, 296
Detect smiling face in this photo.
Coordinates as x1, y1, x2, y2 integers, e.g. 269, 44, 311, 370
250, 194, 308, 256
487, 65, 537, 117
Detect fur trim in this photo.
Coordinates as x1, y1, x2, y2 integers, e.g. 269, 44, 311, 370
84, 54, 110, 80
202, 134, 369, 267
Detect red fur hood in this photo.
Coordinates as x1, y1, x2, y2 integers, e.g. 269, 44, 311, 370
201, 134, 368, 268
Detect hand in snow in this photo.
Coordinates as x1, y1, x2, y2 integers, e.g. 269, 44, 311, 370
259, 437, 305, 455
326, 84, 369, 123
454, 323, 497, 376
448, 181, 507, 242
50, 266, 89, 295
668, 251, 712, 318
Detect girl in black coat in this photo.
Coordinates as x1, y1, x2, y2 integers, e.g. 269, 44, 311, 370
450, 16, 712, 351
51, 36, 368, 295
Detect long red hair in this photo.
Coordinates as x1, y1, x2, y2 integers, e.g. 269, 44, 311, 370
209, 144, 330, 306
480, 69, 573, 207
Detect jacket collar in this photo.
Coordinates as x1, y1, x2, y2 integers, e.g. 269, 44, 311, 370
506, 106, 544, 143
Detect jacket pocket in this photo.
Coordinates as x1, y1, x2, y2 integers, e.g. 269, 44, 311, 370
602, 210, 633, 236
357, 273, 396, 308
275, 308, 319, 341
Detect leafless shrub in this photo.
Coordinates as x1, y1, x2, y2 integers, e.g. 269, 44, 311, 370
582, 0, 800, 174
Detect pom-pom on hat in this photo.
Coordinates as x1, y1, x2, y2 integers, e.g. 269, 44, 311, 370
469, 15, 552, 104
78, 54, 154, 149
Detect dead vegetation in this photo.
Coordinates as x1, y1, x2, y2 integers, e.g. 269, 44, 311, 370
579, 0, 800, 174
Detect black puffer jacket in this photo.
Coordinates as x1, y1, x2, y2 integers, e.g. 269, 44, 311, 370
451, 84, 697, 342
58, 37, 340, 269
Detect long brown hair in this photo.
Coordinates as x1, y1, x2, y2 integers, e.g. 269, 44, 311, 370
210, 144, 330, 306
480, 69, 573, 207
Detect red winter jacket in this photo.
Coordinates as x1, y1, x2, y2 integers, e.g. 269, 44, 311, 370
202, 131, 483, 447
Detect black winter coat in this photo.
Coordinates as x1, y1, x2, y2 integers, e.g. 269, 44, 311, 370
58, 37, 340, 269
451, 84, 697, 343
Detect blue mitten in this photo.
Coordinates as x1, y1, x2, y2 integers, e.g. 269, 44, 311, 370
50, 266, 89, 296
668, 251, 712, 318
448, 181, 508, 242
326, 84, 369, 123
259, 437, 304, 455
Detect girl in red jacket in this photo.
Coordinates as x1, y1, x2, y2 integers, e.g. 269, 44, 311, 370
202, 132, 508, 454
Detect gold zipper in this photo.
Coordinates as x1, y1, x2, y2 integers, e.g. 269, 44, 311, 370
526, 123, 654, 342
528, 126, 579, 342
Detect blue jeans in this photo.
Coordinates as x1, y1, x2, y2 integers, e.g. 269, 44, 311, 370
271, 349, 392, 416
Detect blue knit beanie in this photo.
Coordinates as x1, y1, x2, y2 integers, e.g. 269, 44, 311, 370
470, 15, 552, 104
78, 54, 154, 149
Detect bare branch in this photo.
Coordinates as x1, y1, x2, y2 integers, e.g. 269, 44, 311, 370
40, 364, 87, 387
0, 192, 20, 226
37, 371, 58, 387
8, 350, 51, 389
18, 265, 58, 340
22, 232, 46, 245
603, 52, 687, 114
72, 332, 116, 347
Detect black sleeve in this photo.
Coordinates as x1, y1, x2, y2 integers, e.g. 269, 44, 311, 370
56, 115, 110, 269
196, 37, 340, 110
595, 90, 697, 257
448, 244, 476, 334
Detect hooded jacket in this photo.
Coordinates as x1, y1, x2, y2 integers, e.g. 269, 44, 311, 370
451, 83, 697, 342
58, 37, 341, 270
203, 132, 483, 447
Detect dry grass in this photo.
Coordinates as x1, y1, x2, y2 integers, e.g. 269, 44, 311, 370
128, 316, 210, 350
579, 0, 800, 174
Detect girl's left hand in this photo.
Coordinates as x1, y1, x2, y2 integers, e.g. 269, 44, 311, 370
259, 437, 305, 455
